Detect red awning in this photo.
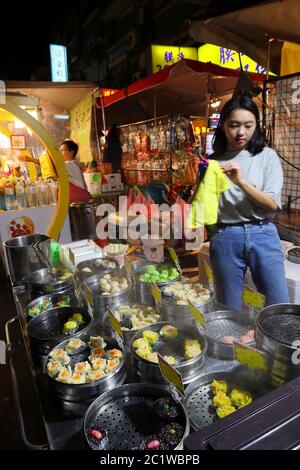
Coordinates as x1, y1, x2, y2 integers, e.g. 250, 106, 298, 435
97, 59, 266, 126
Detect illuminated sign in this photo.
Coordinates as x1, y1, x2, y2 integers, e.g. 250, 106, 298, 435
198, 44, 276, 76
151, 45, 197, 73
102, 89, 118, 97
50, 44, 68, 82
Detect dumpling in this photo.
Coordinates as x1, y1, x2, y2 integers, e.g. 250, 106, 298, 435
89, 336, 107, 349
106, 349, 123, 359
47, 361, 62, 377
65, 338, 86, 354
216, 405, 236, 419
160, 325, 178, 340
143, 330, 159, 344
86, 370, 106, 382
70, 372, 87, 384
49, 348, 70, 366
212, 392, 232, 408
230, 389, 252, 408
56, 366, 72, 383
211, 380, 228, 395
74, 361, 91, 374
90, 358, 107, 371
105, 359, 120, 373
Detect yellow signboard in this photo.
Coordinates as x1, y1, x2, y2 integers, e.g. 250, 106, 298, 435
198, 44, 276, 76
157, 353, 185, 396
188, 301, 206, 328
204, 260, 214, 285
70, 94, 93, 162
242, 287, 266, 311
108, 308, 124, 340
233, 342, 267, 372
151, 45, 197, 73
151, 282, 162, 303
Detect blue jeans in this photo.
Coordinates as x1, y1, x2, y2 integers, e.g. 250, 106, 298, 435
209, 221, 289, 311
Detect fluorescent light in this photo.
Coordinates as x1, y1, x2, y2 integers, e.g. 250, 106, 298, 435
54, 114, 70, 120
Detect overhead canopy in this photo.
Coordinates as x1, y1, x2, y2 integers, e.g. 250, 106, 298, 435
189, 0, 300, 76
5, 81, 99, 110
97, 59, 265, 126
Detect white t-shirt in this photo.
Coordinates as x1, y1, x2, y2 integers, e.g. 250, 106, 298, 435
65, 160, 86, 190
212, 147, 283, 224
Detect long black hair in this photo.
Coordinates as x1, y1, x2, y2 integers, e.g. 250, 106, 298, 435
212, 95, 265, 156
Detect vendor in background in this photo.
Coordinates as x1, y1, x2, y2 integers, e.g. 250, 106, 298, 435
59, 139, 91, 203
209, 94, 289, 310
102, 124, 122, 173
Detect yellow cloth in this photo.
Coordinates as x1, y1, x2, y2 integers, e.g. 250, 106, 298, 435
26, 162, 38, 182
280, 41, 300, 76
188, 160, 230, 228
40, 152, 57, 178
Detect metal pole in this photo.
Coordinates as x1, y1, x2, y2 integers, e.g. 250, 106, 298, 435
100, 88, 107, 137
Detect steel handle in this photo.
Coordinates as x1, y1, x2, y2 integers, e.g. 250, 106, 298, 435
5, 317, 49, 450
32, 242, 52, 270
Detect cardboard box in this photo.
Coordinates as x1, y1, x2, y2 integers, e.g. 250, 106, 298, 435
102, 182, 124, 192
102, 173, 122, 185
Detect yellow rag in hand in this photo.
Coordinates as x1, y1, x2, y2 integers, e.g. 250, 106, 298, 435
188, 160, 230, 228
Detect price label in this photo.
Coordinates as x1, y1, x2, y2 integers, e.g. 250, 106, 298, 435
204, 260, 214, 286
233, 342, 267, 371
107, 307, 124, 340
167, 247, 181, 274
151, 282, 162, 303
157, 353, 185, 396
242, 287, 266, 310
85, 286, 93, 306
188, 301, 206, 328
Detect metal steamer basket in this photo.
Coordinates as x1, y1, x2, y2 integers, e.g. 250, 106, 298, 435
27, 306, 93, 359
28, 267, 77, 300
102, 303, 162, 345
204, 310, 255, 360
184, 365, 273, 432
160, 282, 214, 326
83, 383, 189, 450
75, 257, 120, 282
45, 334, 126, 402
25, 292, 81, 322
256, 304, 300, 383
132, 260, 181, 306
83, 273, 133, 316
131, 321, 207, 385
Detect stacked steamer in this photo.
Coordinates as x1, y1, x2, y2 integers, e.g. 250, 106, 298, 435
130, 321, 207, 385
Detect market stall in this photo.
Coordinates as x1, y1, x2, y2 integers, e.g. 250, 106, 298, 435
0, 82, 101, 253
97, 59, 265, 191
3, 235, 300, 450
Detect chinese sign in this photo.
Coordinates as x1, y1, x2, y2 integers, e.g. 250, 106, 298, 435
151, 45, 197, 73
198, 44, 276, 76
233, 341, 267, 371
50, 44, 68, 82
70, 94, 93, 162
102, 89, 118, 97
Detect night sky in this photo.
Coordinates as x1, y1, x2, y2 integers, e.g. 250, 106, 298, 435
0, 2, 66, 80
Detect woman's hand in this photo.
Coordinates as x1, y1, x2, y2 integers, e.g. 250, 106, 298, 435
220, 161, 245, 187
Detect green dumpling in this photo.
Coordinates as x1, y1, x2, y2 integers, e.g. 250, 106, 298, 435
160, 324, 178, 340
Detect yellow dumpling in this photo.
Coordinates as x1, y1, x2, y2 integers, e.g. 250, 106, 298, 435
230, 389, 252, 408
211, 380, 228, 395
216, 405, 236, 419
212, 392, 232, 408
163, 355, 177, 365
146, 352, 159, 363
143, 330, 159, 344
132, 337, 150, 350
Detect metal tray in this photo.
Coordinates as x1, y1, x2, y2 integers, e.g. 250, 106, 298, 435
27, 306, 93, 358
45, 333, 126, 402
76, 257, 120, 282
25, 292, 81, 321
184, 365, 272, 431
203, 310, 255, 360
83, 383, 189, 450
131, 321, 207, 385
102, 303, 162, 345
